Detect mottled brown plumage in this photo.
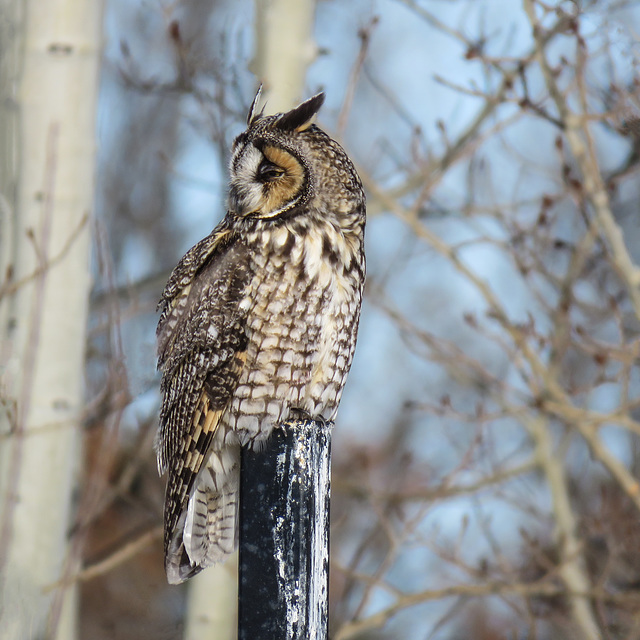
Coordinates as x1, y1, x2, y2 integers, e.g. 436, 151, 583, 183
156, 91, 366, 584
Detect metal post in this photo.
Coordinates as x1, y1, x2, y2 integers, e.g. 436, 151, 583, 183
238, 418, 332, 640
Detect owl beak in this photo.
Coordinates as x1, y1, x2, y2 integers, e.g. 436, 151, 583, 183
228, 183, 261, 218
228, 186, 242, 215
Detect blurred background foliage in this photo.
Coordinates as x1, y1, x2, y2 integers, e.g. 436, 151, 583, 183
81, 0, 640, 638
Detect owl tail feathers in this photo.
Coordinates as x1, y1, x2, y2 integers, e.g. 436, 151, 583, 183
165, 469, 239, 585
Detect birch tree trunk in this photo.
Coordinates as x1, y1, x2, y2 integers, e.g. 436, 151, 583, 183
182, 2, 317, 638
0, 1, 103, 639
250, 0, 318, 111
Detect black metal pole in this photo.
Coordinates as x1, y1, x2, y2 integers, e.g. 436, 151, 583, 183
238, 418, 332, 640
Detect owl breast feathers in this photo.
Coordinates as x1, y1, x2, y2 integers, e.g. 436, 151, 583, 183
156, 90, 366, 584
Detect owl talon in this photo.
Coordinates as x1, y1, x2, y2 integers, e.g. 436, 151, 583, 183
288, 408, 314, 423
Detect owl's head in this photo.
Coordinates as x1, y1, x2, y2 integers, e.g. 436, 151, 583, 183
228, 89, 363, 222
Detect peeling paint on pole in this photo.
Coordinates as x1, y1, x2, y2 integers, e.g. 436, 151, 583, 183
239, 419, 331, 640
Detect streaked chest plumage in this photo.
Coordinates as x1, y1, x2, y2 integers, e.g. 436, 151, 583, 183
227, 220, 364, 445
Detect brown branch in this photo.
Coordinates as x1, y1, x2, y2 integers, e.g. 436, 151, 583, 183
337, 16, 378, 135
334, 460, 537, 503
333, 578, 560, 640
0, 211, 89, 301
524, 0, 640, 321
47, 526, 163, 588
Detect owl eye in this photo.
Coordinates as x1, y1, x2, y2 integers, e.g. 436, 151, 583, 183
257, 160, 284, 182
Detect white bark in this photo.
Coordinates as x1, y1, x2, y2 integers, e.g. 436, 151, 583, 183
0, 1, 21, 355
0, 1, 103, 639
250, 0, 318, 112
185, 554, 238, 640
182, 2, 317, 638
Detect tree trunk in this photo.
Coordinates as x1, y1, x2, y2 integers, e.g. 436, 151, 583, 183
0, 1, 103, 639
250, 0, 317, 112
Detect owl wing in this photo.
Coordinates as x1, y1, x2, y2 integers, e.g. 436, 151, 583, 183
156, 220, 250, 576
157, 217, 234, 337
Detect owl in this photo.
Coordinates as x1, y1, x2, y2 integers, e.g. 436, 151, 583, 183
156, 89, 366, 584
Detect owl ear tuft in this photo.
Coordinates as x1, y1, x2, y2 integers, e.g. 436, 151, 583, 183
247, 84, 266, 126
277, 93, 325, 132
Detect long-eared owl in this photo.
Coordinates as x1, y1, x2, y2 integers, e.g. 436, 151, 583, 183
156, 90, 366, 584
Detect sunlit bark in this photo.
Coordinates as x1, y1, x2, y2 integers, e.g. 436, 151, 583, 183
250, 0, 317, 112
0, 1, 102, 638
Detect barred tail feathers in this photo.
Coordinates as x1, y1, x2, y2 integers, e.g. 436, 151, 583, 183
165, 444, 240, 584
